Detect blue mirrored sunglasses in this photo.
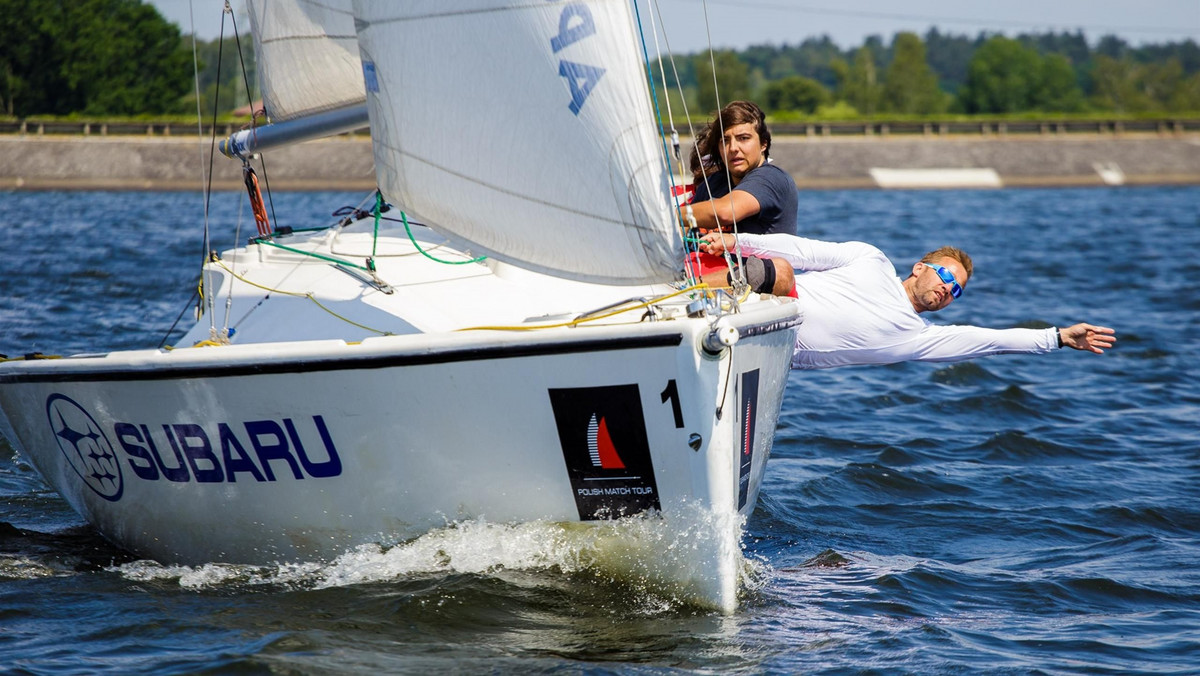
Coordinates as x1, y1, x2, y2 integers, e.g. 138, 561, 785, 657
922, 263, 963, 298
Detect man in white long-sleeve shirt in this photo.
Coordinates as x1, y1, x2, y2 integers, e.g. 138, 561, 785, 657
700, 232, 1116, 370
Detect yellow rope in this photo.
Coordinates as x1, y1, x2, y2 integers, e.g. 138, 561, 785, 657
456, 283, 711, 332
183, 264, 726, 345
207, 259, 392, 339
215, 259, 309, 297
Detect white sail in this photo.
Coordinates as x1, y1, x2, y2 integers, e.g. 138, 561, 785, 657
249, 0, 365, 121
351, 0, 683, 284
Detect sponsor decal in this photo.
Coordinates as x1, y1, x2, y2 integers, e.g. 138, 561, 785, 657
46, 394, 123, 502
550, 3, 606, 115
737, 369, 760, 510
42, 394, 344, 500
549, 384, 660, 520
362, 61, 379, 93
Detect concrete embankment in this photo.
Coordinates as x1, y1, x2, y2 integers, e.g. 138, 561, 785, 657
2, 132, 1198, 191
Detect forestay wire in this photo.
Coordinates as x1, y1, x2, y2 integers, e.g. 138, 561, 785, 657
634, 0, 748, 289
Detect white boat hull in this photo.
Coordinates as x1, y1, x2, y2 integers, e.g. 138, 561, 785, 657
0, 305, 797, 567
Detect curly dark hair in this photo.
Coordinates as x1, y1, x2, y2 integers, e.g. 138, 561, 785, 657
697, 100, 771, 170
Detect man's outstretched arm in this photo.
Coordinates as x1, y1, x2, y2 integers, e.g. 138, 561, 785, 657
700, 232, 883, 271
1058, 323, 1117, 354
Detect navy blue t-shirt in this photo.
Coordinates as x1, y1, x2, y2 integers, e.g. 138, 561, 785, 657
691, 163, 798, 235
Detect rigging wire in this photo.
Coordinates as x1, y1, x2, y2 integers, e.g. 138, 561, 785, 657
224, 190, 246, 336
637, 0, 742, 291
159, 287, 201, 349
187, 0, 209, 251
638, 0, 702, 288
228, 7, 281, 236
161, 0, 211, 351
632, 0, 695, 278
199, 2, 231, 340
702, 0, 748, 287
694, 0, 1194, 37
683, 0, 749, 288
648, 0, 718, 286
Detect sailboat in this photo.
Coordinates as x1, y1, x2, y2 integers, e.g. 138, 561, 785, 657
0, 1, 799, 609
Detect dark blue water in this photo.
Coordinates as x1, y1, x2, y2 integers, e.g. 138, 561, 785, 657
2, 187, 1198, 673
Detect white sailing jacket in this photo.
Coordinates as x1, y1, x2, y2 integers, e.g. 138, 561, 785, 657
735, 234, 1059, 370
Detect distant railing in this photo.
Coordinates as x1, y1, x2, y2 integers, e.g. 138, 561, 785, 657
0, 120, 370, 138
770, 118, 1200, 137
0, 118, 1197, 138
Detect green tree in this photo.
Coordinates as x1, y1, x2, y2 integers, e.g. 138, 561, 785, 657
763, 75, 828, 113
0, 2, 62, 116
695, 50, 750, 114
1090, 55, 1199, 112
1090, 55, 1153, 112
880, 32, 945, 114
1171, 72, 1200, 110
832, 46, 881, 115
958, 36, 1042, 113
1036, 53, 1086, 112
923, 27, 979, 94
1140, 58, 1189, 110
958, 35, 1084, 113
190, 35, 258, 117
738, 36, 844, 90
0, 0, 192, 116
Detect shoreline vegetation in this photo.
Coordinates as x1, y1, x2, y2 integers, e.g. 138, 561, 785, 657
2, 115, 1197, 139
2, 2, 1197, 123
3, 1, 1196, 190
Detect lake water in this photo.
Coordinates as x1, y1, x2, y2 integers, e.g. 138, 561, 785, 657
2, 186, 1198, 673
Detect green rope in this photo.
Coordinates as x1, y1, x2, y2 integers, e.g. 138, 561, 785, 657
400, 211, 486, 265
251, 195, 485, 270
253, 238, 370, 271
372, 190, 381, 258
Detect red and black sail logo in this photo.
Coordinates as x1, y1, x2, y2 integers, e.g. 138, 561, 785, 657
737, 369, 760, 510
549, 384, 660, 520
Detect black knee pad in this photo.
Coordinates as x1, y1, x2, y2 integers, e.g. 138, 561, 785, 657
725, 256, 776, 294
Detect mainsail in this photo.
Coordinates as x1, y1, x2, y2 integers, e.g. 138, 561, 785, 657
249, 0, 365, 121
351, 1, 683, 284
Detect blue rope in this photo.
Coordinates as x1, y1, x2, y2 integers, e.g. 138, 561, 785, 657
631, 0, 700, 265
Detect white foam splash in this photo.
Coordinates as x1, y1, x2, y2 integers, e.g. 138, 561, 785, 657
112, 504, 764, 613
0, 556, 69, 580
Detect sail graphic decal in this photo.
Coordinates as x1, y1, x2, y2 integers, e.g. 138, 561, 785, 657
737, 369, 760, 510
550, 384, 659, 520
587, 414, 626, 469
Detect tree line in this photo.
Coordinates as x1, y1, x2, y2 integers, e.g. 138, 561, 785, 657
0, 0, 255, 119
660, 29, 1200, 119
1, 0, 1196, 121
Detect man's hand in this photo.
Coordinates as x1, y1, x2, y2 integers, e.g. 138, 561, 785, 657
700, 232, 736, 256
1059, 323, 1117, 354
